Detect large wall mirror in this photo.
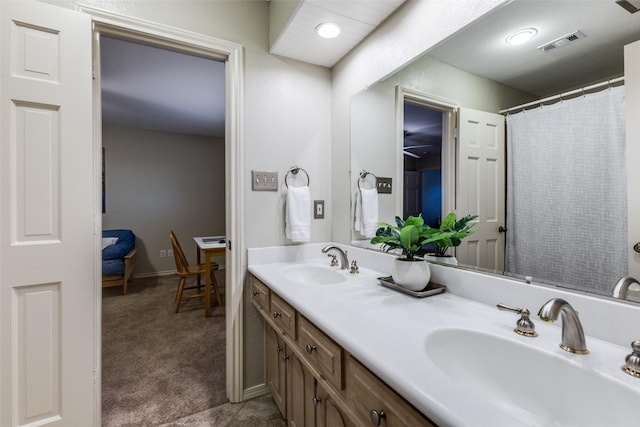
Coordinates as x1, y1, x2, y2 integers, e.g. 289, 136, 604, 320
350, 0, 640, 301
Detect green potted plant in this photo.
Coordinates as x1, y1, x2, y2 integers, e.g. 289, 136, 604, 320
422, 212, 478, 262
371, 214, 433, 290
371, 213, 478, 288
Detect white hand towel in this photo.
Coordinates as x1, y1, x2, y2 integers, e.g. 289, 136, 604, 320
355, 188, 379, 238
285, 185, 311, 242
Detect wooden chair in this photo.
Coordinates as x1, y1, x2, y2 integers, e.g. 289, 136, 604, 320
169, 230, 222, 313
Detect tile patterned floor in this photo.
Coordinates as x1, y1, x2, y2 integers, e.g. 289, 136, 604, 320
159, 395, 286, 427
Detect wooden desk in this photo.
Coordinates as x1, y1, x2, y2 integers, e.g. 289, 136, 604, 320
194, 236, 225, 317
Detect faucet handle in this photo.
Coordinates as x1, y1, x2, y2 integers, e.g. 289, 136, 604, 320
327, 253, 338, 267
622, 340, 640, 378
350, 260, 360, 274
496, 303, 538, 337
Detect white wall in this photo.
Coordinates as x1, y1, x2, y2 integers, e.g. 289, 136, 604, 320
102, 125, 225, 276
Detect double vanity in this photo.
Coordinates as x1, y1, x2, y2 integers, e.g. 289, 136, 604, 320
248, 243, 640, 427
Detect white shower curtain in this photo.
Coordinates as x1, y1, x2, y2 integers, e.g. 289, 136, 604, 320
505, 86, 627, 296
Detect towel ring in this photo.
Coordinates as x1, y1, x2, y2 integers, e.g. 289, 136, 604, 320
285, 166, 310, 188
358, 170, 377, 190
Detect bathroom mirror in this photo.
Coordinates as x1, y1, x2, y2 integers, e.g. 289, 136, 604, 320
350, 0, 640, 300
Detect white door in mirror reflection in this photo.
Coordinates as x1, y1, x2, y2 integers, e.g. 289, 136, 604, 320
456, 108, 505, 270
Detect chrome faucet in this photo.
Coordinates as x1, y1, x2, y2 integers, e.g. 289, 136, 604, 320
538, 298, 589, 354
322, 245, 349, 270
613, 276, 640, 300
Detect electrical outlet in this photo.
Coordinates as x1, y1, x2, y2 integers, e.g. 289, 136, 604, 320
314, 200, 325, 219
251, 170, 278, 191
167, 249, 174, 257
160, 250, 166, 258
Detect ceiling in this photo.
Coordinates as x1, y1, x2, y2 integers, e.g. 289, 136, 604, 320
427, 0, 640, 97
100, 0, 640, 137
270, 0, 405, 67
100, 36, 226, 137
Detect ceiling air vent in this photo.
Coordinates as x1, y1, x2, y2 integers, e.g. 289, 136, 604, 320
538, 31, 587, 52
616, 0, 640, 14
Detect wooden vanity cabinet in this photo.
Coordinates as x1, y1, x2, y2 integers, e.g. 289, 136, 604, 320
252, 276, 436, 427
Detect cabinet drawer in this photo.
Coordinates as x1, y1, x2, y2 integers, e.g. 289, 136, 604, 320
345, 356, 435, 427
298, 316, 344, 390
251, 277, 269, 312
270, 292, 297, 339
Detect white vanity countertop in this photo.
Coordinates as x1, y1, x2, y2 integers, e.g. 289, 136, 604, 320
247, 243, 640, 427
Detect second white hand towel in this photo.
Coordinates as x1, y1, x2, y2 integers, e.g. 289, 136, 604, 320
285, 185, 311, 242
357, 187, 379, 238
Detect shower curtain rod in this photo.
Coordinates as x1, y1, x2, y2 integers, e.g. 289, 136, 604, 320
499, 76, 625, 114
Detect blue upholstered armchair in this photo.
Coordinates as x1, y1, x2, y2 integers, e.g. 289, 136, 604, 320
102, 229, 137, 294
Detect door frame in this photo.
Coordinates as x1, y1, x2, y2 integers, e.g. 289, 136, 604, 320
395, 87, 458, 220
79, 5, 246, 414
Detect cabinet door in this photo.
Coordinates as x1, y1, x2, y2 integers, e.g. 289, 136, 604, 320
315, 381, 354, 427
286, 352, 315, 427
345, 356, 435, 427
266, 325, 287, 417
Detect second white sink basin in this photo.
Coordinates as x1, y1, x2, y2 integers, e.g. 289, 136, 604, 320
283, 265, 346, 285
425, 328, 639, 426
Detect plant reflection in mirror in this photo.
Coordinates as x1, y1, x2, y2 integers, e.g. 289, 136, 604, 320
372, 212, 478, 259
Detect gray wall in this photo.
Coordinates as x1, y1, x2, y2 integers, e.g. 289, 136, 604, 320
102, 125, 225, 276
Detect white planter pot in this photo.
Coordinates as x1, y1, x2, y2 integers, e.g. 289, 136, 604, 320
425, 255, 458, 266
391, 258, 431, 291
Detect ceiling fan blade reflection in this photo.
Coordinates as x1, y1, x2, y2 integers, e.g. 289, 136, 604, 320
403, 150, 421, 159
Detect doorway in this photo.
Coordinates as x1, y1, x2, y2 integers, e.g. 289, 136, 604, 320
98, 34, 228, 424
84, 5, 246, 423
402, 101, 444, 226
396, 88, 458, 225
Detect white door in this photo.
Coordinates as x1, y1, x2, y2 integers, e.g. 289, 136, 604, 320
1, 2, 96, 426
456, 107, 505, 270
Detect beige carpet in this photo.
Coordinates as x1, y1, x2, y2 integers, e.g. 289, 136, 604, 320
102, 275, 227, 426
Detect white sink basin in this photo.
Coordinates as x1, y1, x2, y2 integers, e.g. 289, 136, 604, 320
425, 328, 639, 426
283, 265, 346, 285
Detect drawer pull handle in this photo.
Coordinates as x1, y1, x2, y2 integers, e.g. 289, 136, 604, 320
312, 396, 321, 407
305, 344, 317, 354
369, 409, 386, 426
252, 290, 260, 296
275, 346, 282, 354
272, 311, 281, 318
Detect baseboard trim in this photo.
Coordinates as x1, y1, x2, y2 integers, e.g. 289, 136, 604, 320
133, 271, 174, 279
134, 265, 226, 280
242, 384, 269, 401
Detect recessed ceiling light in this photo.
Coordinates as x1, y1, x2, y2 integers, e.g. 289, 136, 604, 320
506, 28, 538, 46
315, 22, 341, 39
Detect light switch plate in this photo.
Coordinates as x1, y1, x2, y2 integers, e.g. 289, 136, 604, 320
377, 177, 392, 194
314, 200, 325, 219
251, 171, 278, 191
